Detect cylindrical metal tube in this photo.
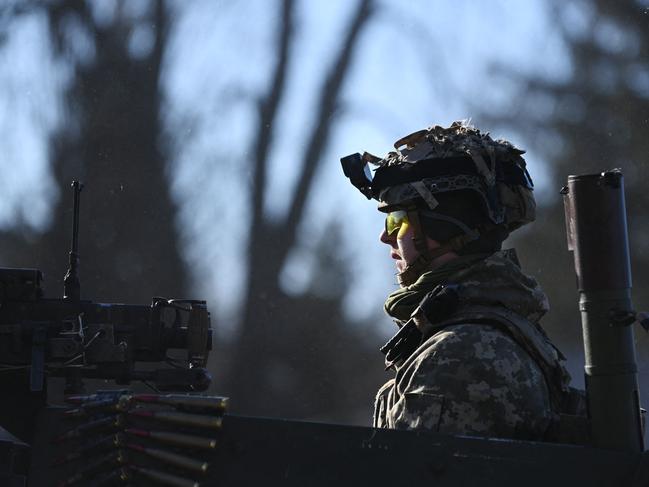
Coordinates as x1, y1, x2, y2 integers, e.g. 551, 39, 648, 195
563, 170, 643, 452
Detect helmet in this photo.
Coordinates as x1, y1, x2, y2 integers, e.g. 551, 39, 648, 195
341, 121, 535, 285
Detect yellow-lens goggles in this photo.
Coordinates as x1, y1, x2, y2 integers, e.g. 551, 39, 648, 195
385, 210, 410, 238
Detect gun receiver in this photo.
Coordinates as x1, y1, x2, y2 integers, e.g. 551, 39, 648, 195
0, 291, 212, 391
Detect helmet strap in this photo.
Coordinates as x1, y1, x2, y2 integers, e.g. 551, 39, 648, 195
405, 209, 429, 255
397, 253, 433, 287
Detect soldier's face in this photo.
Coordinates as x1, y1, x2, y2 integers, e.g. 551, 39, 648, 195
380, 211, 456, 274
379, 223, 420, 273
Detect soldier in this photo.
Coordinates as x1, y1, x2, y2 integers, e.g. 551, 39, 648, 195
341, 121, 573, 440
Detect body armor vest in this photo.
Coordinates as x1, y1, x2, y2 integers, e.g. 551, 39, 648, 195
380, 290, 589, 443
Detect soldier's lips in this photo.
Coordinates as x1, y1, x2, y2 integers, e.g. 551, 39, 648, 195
391, 252, 401, 260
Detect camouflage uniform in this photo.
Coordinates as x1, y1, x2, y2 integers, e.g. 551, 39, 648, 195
373, 251, 570, 440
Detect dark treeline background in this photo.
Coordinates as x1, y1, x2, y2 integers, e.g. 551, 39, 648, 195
1, 0, 648, 424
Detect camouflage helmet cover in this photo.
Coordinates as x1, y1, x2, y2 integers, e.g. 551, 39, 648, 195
364, 121, 536, 233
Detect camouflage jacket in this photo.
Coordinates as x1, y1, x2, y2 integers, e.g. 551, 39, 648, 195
373, 250, 571, 440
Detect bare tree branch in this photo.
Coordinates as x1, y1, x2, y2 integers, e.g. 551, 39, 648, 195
279, 0, 373, 256
250, 0, 295, 240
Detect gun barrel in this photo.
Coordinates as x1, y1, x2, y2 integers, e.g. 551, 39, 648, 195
63, 181, 83, 301
70, 181, 82, 254
563, 170, 643, 452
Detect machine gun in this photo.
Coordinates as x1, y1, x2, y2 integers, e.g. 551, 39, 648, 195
0, 267, 212, 393
0, 182, 213, 445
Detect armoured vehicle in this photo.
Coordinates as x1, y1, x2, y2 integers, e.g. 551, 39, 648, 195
2, 172, 649, 486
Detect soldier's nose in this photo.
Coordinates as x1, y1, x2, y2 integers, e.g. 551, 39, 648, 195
379, 228, 390, 244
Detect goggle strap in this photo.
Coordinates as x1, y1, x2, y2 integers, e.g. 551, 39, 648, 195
418, 210, 480, 241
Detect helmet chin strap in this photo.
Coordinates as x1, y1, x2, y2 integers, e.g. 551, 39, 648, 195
396, 209, 479, 287
396, 253, 434, 287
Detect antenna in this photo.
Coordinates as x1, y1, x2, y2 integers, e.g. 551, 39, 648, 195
63, 181, 83, 301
